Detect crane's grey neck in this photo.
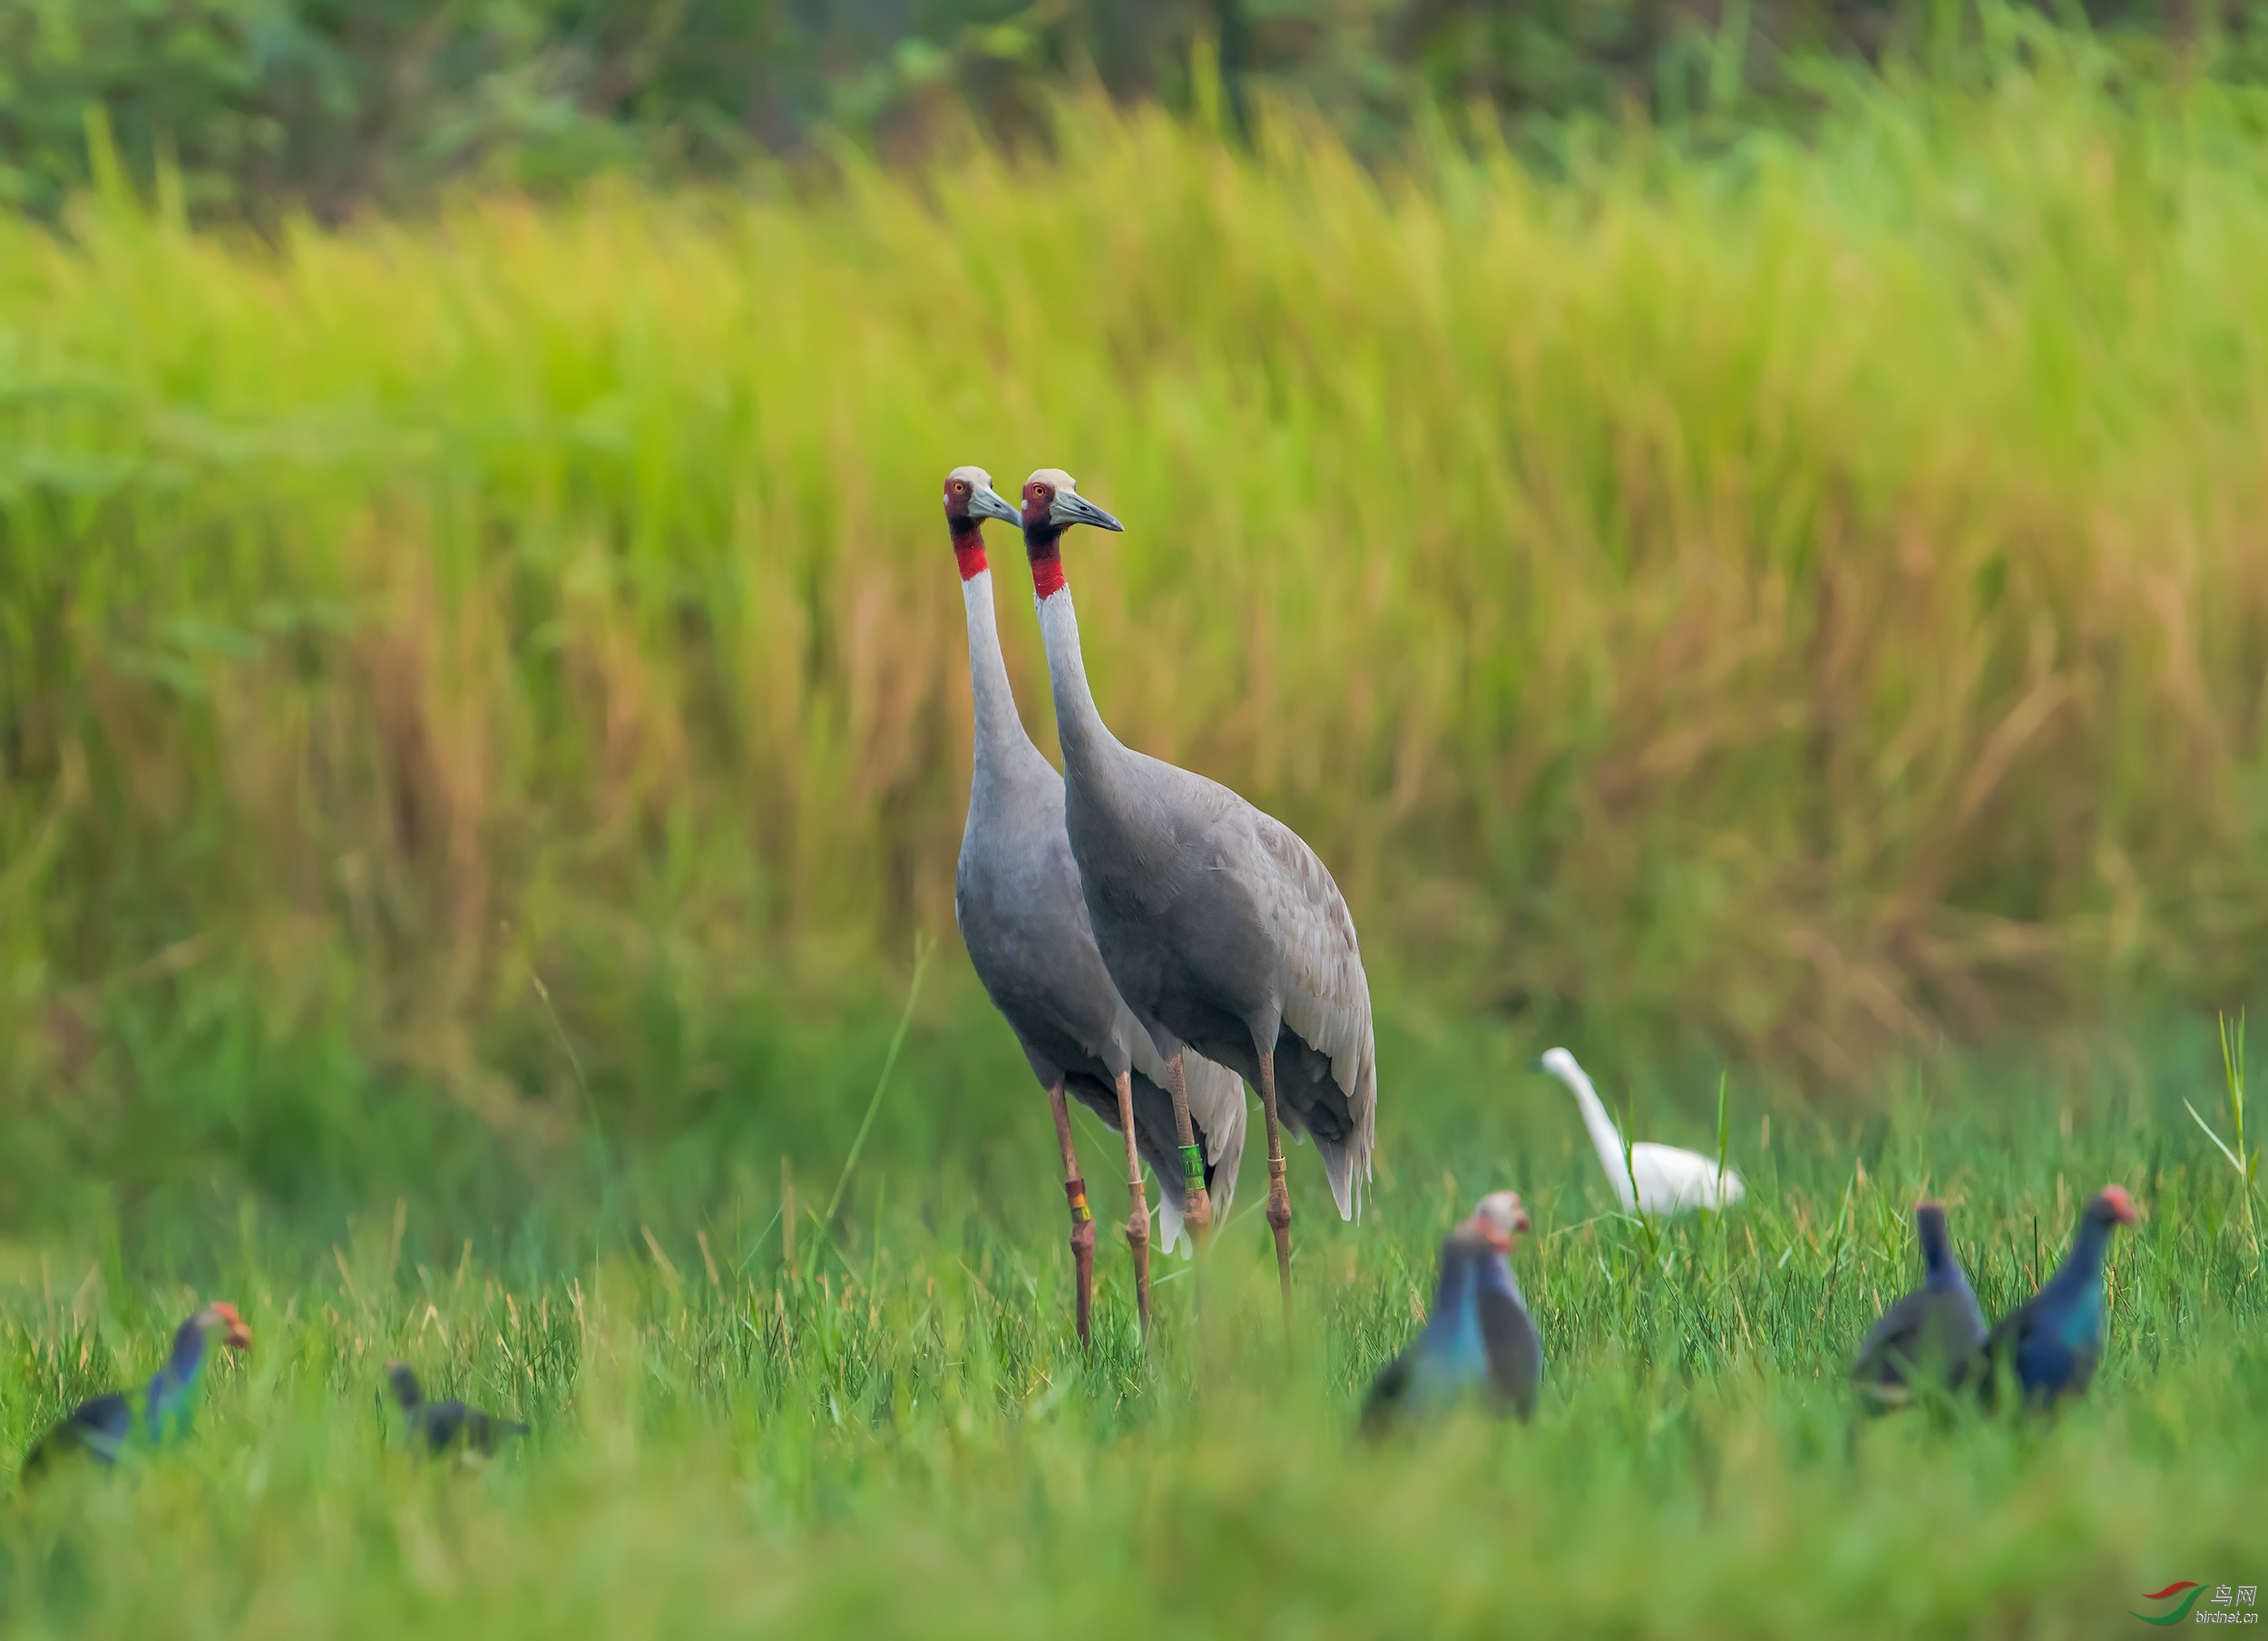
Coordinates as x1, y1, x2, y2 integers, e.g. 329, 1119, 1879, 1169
960, 569, 1032, 770
1034, 586, 1123, 769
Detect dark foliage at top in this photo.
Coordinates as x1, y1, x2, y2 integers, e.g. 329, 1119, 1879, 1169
0, 0, 2257, 220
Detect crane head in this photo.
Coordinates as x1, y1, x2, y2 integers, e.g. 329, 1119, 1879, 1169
1022, 469, 1124, 537
943, 466, 1021, 528
1465, 1190, 1531, 1248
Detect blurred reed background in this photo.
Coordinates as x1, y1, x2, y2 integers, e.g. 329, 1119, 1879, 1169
2, 15, 2266, 1228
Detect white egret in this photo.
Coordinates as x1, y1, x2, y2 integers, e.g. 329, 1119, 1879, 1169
1536, 1047, 1745, 1215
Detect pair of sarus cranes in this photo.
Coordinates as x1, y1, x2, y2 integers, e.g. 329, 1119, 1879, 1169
942, 466, 1742, 1344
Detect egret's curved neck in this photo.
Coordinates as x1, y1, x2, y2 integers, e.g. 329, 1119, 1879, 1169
958, 558, 1030, 777
1551, 1059, 1636, 1210
1031, 578, 1120, 774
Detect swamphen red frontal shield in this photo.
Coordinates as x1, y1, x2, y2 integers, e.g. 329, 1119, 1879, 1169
1974, 1185, 2140, 1410
20, 1302, 252, 1480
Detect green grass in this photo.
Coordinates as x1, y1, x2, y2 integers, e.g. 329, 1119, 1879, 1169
3, 1014, 2263, 1636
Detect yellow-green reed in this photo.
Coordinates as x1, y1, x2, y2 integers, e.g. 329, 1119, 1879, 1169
3, 50, 2266, 1091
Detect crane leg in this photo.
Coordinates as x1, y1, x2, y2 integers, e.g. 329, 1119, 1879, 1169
1257, 1050, 1293, 1312
1165, 1050, 1212, 1243
1114, 1070, 1152, 1337
1046, 1080, 1095, 1348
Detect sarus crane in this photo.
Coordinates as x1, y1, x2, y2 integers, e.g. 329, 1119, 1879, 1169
1017, 468, 1376, 1309
942, 467, 1245, 1341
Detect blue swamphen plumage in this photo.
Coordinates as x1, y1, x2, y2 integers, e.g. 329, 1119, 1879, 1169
1850, 1200, 1988, 1410
1362, 1192, 1542, 1434
386, 1363, 530, 1457
1976, 1185, 2139, 1409
21, 1302, 252, 1479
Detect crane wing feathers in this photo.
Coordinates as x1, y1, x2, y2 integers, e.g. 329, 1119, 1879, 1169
1180, 1053, 1247, 1222
1242, 811, 1376, 1216
1125, 1008, 1247, 1225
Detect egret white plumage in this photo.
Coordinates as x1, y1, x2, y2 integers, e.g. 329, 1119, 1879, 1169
1536, 1047, 1745, 1215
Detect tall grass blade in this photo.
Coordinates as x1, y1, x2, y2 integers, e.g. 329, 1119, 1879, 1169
820, 933, 935, 1235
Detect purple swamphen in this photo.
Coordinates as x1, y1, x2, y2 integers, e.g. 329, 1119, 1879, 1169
1362, 1192, 1542, 1434
1975, 1185, 2140, 1409
21, 1302, 253, 1480
1851, 1200, 1988, 1410
386, 1363, 529, 1457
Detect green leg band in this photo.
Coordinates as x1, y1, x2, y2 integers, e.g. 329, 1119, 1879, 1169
1180, 1144, 1206, 1190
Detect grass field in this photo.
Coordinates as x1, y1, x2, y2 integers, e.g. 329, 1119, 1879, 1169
2, 1005, 2263, 1636
5, 28, 2268, 1637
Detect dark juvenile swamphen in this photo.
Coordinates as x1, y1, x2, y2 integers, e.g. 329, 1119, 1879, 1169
1975, 1185, 2140, 1409
386, 1363, 529, 1457
1851, 1200, 1988, 1410
21, 1302, 253, 1479
1362, 1193, 1542, 1435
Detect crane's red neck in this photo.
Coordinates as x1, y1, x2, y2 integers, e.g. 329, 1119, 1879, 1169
1023, 524, 1067, 600
948, 518, 988, 581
